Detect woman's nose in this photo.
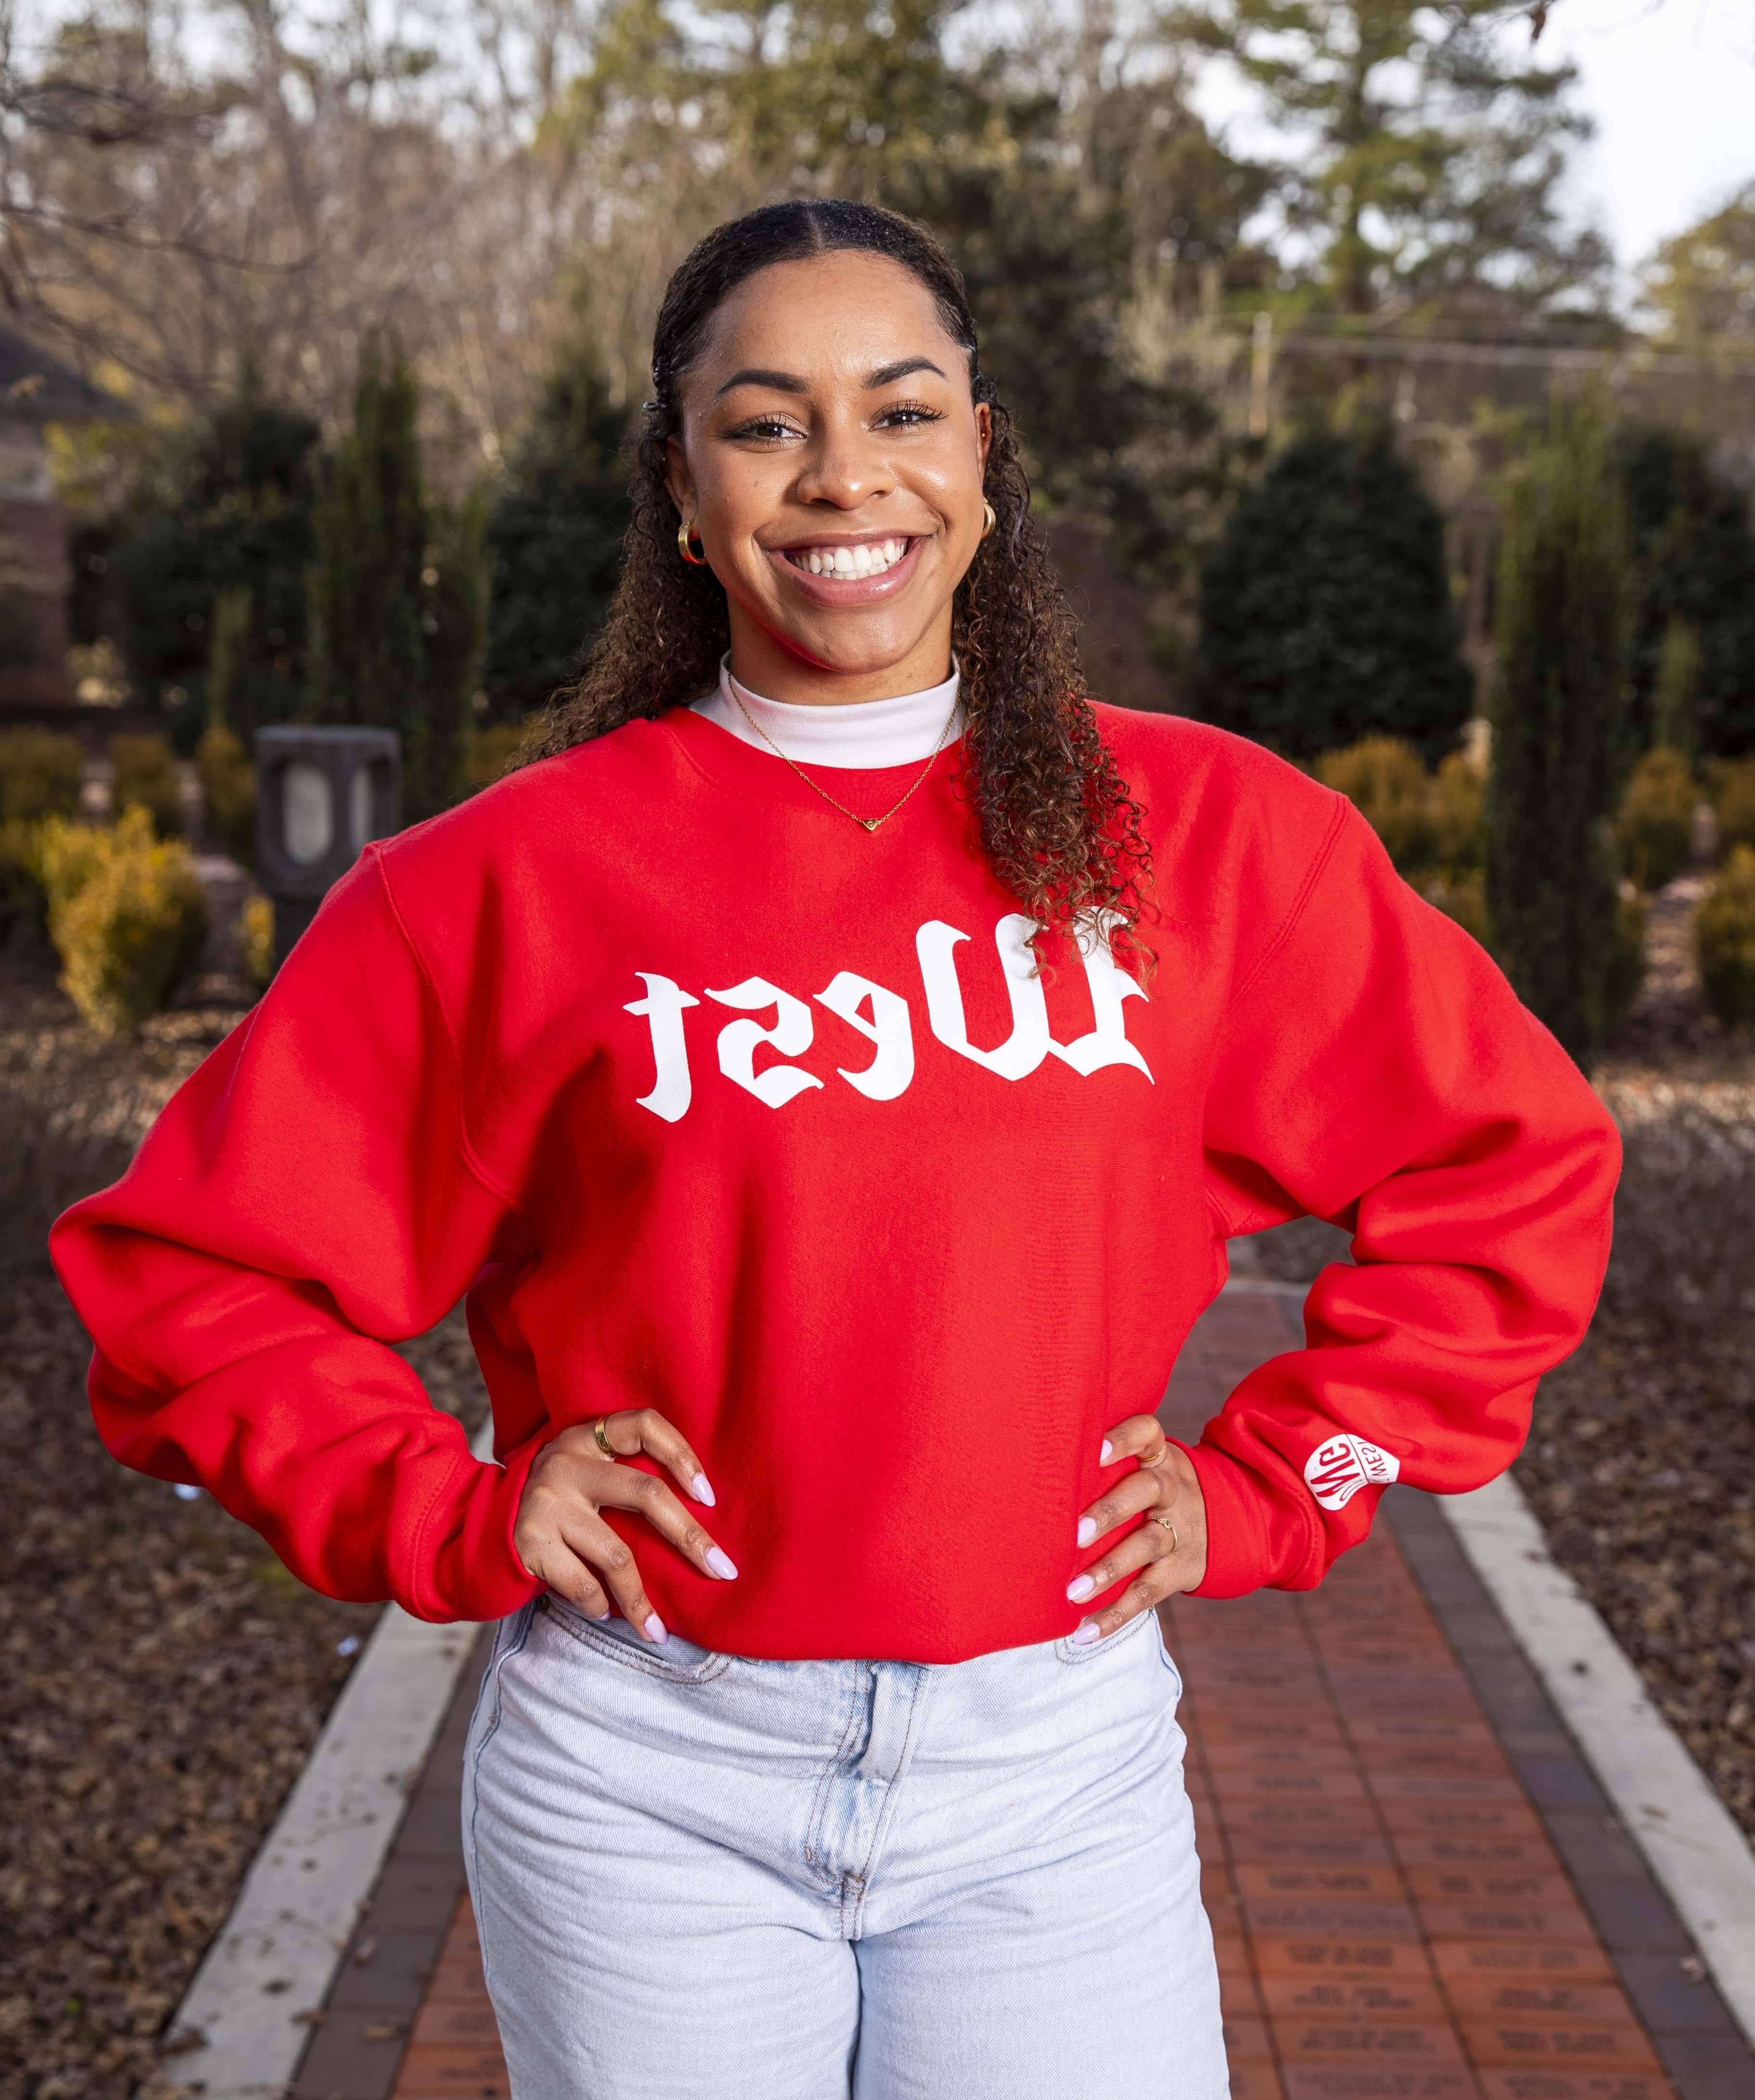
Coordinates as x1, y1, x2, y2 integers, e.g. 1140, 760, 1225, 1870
795, 419, 895, 509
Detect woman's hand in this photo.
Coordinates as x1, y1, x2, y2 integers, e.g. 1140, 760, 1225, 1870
512, 1408, 737, 1644
1066, 1414, 1208, 1645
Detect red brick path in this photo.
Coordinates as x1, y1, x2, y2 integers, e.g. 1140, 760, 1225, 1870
389, 1291, 1673, 2099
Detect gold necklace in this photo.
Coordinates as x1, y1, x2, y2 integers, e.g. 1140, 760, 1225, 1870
730, 685, 961, 833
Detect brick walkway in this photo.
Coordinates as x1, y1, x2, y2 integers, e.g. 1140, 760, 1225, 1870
295, 1290, 1751, 2100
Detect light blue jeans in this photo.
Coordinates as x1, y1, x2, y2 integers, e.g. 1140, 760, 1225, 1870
462, 1596, 1227, 2098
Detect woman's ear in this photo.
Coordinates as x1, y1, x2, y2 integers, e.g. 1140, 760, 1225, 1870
975, 402, 992, 474
664, 434, 697, 525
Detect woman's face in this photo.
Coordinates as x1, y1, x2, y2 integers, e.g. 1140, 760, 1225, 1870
665, 249, 992, 705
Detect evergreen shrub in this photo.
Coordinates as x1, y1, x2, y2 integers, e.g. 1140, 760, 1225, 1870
1711, 757, 1755, 857
1314, 737, 1435, 872
0, 819, 46, 949
483, 358, 630, 720
1486, 410, 1635, 1068
197, 727, 256, 867
1428, 751, 1487, 872
241, 892, 274, 992
36, 808, 208, 1036
307, 333, 487, 822
1615, 425, 1755, 758
0, 730, 83, 822
466, 722, 528, 794
1196, 426, 1473, 761
109, 733, 184, 836
1697, 846, 1755, 1029
1615, 748, 1696, 891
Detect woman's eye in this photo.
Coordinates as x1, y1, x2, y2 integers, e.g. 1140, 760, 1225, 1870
728, 417, 802, 442
877, 401, 943, 428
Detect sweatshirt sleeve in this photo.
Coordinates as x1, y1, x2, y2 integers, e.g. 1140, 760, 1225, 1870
47, 848, 545, 1624
1190, 798, 1621, 1597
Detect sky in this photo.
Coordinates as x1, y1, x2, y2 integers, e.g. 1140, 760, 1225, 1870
1187, 0, 1755, 308
1544, 0, 1755, 272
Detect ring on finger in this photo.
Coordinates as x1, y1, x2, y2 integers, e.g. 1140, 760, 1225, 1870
1151, 1514, 1179, 1553
1139, 1438, 1169, 1466
592, 1416, 616, 1460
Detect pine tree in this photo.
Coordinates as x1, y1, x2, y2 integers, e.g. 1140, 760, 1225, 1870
1486, 408, 1632, 1067
1177, 0, 1608, 319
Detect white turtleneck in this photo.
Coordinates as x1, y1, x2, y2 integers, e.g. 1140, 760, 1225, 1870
693, 657, 964, 769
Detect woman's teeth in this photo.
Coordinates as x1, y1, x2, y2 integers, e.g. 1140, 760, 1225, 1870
790, 539, 909, 579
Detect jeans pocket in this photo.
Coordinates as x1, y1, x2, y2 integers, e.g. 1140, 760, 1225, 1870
1052, 1602, 1159, 1666
537, 1593, 732, 1683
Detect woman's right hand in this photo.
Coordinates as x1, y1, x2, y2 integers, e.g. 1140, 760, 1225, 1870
512, 1408, 736, 1643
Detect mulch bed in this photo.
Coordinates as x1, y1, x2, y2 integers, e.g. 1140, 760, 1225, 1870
0, 954, 485, 2100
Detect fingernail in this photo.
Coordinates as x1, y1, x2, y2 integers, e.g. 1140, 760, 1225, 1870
1067, 1573, 1095, 1602
705, 1546, 739, 1580
1070, 1620, 1101, 1646
1100, 1439, 1113, 1464
692, 1472, 715, 1506
1077, 1516, 1096, 1547
595, 1607, 613, 1620
644, 1613, 668, 1644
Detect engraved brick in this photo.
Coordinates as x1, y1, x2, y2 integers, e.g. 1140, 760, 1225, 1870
1259, 1967, 1449, 2023
1252, 1936, 1437, 1977
1420, 1902, 1599, 1943
1272, 2017, 1467, 2066
1459, 2023, 1665, 2075
1428, 1940, 1615, 1987
1472, 2072, 1671, 2100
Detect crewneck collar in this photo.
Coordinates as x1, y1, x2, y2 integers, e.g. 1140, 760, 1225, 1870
692, 656, 964, 771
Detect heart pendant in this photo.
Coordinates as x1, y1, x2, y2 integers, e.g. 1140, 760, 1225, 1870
861, 817, 881, 832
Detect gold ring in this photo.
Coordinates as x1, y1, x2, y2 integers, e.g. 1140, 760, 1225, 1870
1151, 1516, 1178, 1553
1139, 1440, 1169, 1467
592, 1416, 615, 1459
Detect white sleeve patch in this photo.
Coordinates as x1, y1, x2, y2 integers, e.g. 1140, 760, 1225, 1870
1303, 1433, 1400, 1511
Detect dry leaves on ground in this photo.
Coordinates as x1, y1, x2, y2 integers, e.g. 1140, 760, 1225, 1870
0, 958, 487, 2100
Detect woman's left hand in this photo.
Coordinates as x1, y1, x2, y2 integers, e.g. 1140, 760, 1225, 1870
1066, 1414, 1209, 1644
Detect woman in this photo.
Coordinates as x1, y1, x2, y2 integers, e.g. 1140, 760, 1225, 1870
51, 201, 1619, 2098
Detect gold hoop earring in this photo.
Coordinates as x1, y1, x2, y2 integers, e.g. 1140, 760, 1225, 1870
677, 517, 708, 567
980, 501, 997, 541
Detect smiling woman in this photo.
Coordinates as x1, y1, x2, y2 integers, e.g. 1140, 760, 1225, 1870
51, 199, 1623, 2100
529, 201, 1152, 952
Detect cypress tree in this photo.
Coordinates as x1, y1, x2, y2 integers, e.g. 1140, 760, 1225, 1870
1486, 407, 1633, 1068
306, 333, 476, 822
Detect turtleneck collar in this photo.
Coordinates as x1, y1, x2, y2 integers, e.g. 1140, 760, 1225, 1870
692, 656, 964, 771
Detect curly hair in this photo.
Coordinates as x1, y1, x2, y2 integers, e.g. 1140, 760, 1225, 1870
528, 198, 1152, 956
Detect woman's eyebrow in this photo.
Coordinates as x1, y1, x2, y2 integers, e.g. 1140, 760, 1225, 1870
866, 356, 946, 387
715, 366, 808, 398
714, 355, 949, 400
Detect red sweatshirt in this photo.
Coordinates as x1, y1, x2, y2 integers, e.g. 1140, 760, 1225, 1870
50, 708, 1619, 1661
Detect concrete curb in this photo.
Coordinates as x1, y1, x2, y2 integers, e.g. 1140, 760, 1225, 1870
165, 1422, 494, 2100
1441, 1468, 1755, 2049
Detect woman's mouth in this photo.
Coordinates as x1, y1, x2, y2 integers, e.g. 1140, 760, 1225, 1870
784, 537, 912, 579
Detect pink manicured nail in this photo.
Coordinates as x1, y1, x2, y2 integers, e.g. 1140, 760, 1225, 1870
1070, 1620, 1101, 1646
692, 1473, 715, 1507
705, 1547, 739, 1580
595, 1608, 613, 1621
644, 1613, 668, 1644
1077, 1516, 1096, 1547
1100, 1439, 1114, 1464
1067, 1574, 1095, 1602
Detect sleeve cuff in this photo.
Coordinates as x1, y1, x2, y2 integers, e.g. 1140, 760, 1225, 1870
1175, 1438, 1324, 1598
